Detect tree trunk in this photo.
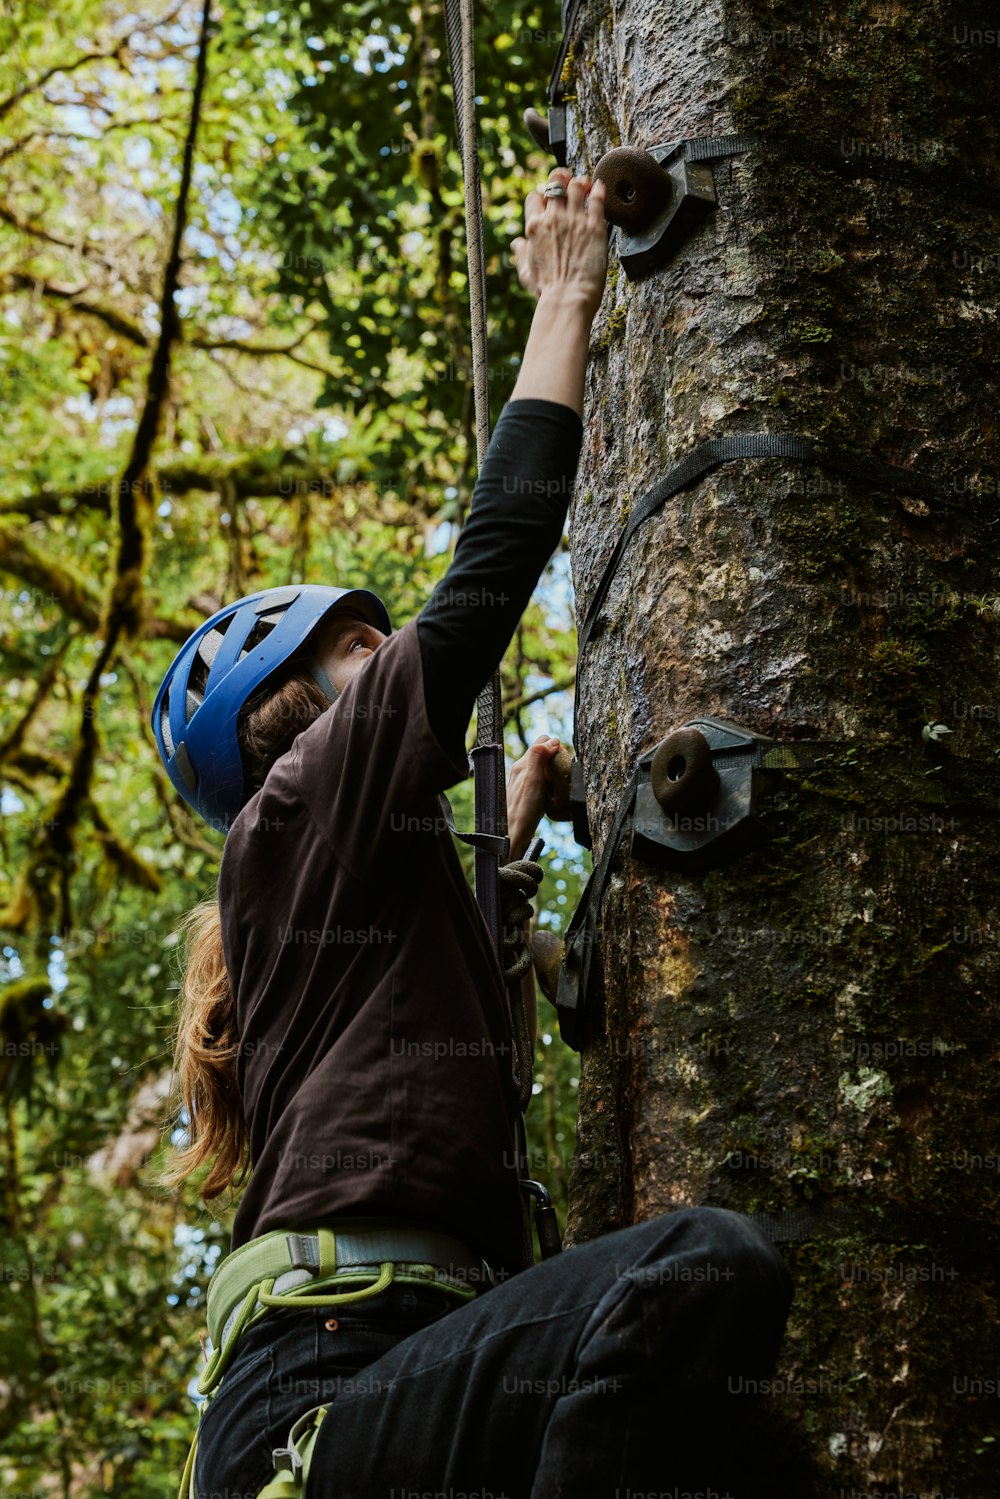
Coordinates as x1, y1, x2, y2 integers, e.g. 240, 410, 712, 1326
561, 2, 1000, 1492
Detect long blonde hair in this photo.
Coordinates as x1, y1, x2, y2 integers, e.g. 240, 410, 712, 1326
162, 669, 330, 1199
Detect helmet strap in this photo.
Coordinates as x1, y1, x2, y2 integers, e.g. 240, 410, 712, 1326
305, 655, 340, 705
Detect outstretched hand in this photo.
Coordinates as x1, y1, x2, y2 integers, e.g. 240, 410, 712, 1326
511, 168, 609, 323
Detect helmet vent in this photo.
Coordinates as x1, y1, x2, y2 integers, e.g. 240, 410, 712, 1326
239, 617, 278, 661
159, 697, 174, 757
197, 614, 233, 670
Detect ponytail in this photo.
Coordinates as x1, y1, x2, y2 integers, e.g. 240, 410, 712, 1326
162, 668, 329, 1198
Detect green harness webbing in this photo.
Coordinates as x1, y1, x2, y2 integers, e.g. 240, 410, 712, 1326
179, 1248, 477, 1499
255, 1405, 329, 1498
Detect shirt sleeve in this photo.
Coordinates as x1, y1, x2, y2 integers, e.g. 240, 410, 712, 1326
416, 398, 584, 761
257, 399, 583, 882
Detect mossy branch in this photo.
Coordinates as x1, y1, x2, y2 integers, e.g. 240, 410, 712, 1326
8, 0, 215, 935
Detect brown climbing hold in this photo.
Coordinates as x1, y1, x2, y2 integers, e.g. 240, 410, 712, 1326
650, 727, 720, 816
543, 747, 576, 822
524, 107, 551, 151
591, 147, 673, 233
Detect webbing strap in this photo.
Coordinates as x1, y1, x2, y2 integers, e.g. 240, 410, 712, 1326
438, 791, 508, 857
571, 433, 951, 748
576, 432, 940, 668
748, 1202, 1000, 1261
556, 740, 1000, 1048
258, 1404, 331, 1498
555, 766, 640, 1043
679, 133, 997, 208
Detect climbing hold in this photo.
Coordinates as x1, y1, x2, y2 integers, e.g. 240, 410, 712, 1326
523, 104, 567, 166
633, 717, 772, 867
543, 747, 576, 822
650, 727, 720, 816
529, 928, 566, 1006
592, 146, 674, 233
595, 142, 718, 280
524, 107, 551, 151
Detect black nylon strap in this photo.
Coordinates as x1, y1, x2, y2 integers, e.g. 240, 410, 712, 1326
749, 1202, 1000, 1261
680, 133, 997, 209
439, 790, 509, 858
576, 433, 941, 671
555, 766, 639, 1043
548, 0, 587, 101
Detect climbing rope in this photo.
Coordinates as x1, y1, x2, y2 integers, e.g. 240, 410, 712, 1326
443, 0, 508, 957
442, 0, 542, 993
443, 0, 559, 1258
499, 855, 544, 986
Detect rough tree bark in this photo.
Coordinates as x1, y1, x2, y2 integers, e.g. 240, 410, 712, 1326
560, 1, 1000, 1493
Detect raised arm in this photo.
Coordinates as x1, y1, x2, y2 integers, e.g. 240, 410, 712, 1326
508, 169, 608, 414
417, 169, 608, 761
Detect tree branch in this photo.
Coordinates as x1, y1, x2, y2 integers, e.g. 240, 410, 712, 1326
3, 272, 150, 345
0, 201, 119, 273
0, 520, 102, 627
503, 673, 577, 720
0, 521, 192, 639
0, 114, 185, 166
0, 44, 125, 123
13, 0, 216, 934
0, 635, 73, 764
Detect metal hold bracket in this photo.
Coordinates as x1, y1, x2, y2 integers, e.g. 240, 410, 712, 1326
570, 756, 592, 850
632, 716, 773, 866
605, 142, 717, 280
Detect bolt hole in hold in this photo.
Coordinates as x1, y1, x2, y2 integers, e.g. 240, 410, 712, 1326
651, 728, 720, 814
591, 146, 673, 233
324, 1319, 339, 1332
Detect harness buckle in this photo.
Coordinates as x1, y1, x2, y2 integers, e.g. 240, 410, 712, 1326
272, 1444, 303, 1478
285, 1233, 318, 1272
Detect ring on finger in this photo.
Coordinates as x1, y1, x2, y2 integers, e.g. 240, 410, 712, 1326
542, 183, 568, 199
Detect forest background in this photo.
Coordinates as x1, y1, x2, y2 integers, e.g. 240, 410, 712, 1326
0, 2, 588, 1493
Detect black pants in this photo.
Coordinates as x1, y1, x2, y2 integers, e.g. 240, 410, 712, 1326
193, 1207, 793, 1499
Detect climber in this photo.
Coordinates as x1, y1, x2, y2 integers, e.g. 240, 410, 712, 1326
153, 165, 793, 1499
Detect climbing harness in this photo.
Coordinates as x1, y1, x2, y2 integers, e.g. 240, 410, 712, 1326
179, 1222, 488, 1499
443, 0, 563, 1264
255, 1404, 329, 1498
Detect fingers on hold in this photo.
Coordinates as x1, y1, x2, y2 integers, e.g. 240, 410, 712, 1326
566, 176, 588, 208
523, 191, 544, 228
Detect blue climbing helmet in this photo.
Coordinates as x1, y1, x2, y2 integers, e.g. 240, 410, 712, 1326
151, 583, 392, 833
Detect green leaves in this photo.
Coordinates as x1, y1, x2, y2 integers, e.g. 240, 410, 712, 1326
1, 1, 583, 1488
